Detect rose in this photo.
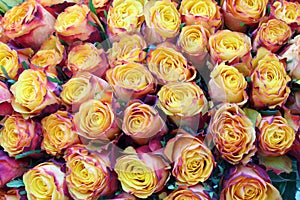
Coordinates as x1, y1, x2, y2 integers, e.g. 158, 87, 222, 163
55, 4, 101, 44
74, 99, 120, 140
107, 33, 147, 67
23, 162, 68, 200
115, 146, 170, 199
0, 150, 28, 188
2, 0, 55, 50
0, 42, 21, 80
164, 185, 211, 200
60, 72, 113, 112
143, 0, 181, 44
208, 63, 248, 105
10, 69, 60, 119
0, 115, 41, 157
0, 81, 13, 116
253, 19, 292, 53
106, 62, 156, 101
221, 0, 268, 32
41, 110, 81, 156
179, 0, 222, 33
208, 30, 252, 76
122, 100, 167, 145
147, 43, 197, 84
107, 0, 146, 37
83, 0, 111, 18
251, 48, 291, 109
0, 188, 22, 200
157, 82, 208, 130
220, 165, 282, 200
257, 116, 295, 156
177, 25, 210, 67
67, 42, 109, 78
208, 103, 256, 165
64, 144, 117, 200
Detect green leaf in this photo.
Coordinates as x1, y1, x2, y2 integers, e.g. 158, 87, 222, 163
6, 179, 24, 188
15, 150, 42, 159
103, 10, 108, 19
7, 79, 16, 84
259, 109, 279, 116
1, 65, 10, 79
46, 76, 63, 85
286, 60, 293, 64
239, 22, 245, 27
21, 61, 29, 70
167, 183, 178, 190
89, 0, 97, 15
243, 108, 261, 127
19, 190, 26, 195
266, 4, 271, 15
59, 38, 68, 46
180, 22, 185, 31
245, 76, 251, 83
258, 154, 293, 175
160, 140, 166, 147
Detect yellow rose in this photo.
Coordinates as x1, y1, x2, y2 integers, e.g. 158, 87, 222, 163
55, 4, 101, 44
41, 110, 80, 156
164, 131, 214, 186
10, 69, 60, 119
0, 115, 41, 157
177, 25, 210, 67
208, 103, 256, 165
143, 0, 180, 44
220, 165, 282, 200
122, 100, 167, 145
157, 82, 208, 129
0, 42, 21, 80
221, 0, 268, 32
107, 33, 147, 67
64, 144, 117, 200
164, 185, 211, 200
257, 116, 295, 156
253, 19, 292, 53
2, 0, 56, 50
67, 42, 109, 78
209, 30, 252, 76
107, 0, 146, 36
179, 0, 222, 33
115, 147, 170, 199
208, 63, 248, 105
23, 162, 68, 200
147, 42, 197, 84
60, 72, 113, 112
251, 48, 291, 109
74, 99, 120, 140
106, 62, 156, 101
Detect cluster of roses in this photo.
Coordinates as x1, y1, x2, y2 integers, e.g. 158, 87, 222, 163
0, 0, 299, 199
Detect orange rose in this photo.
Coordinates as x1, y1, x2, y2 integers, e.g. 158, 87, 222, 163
0, 42, 21, 80
164, 185, 211, 200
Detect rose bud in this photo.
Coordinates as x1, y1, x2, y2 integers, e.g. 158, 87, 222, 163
0, 82, 13, 116
164, 131, 214, 186
208, 103, 256, 165
221, 0, 268, 32
122, 100, 167, 145
179, 0, 222, 34
2, 0, 55, 51
31, 35, 65, 75
74, 99, 120, 140
251, 48, 291, 109
143, 0, 180, 44
177, 25, 210, 67
60, 72, 113, 112
257, 116, 295, 156
0, 188, 22, 200
0, 42, 21, 80
208, 63, 248, 105
280, 35, 300, 79
164, 185, 211, 200
253, 19, 292, 53
23, 162, 68, 200
55, 4, 101, 44
271, 0, 300, 32
107, 0, 146, 37
157, 82, 208, 130
10, 69, 60, 119
106, 62, 156, 101
208, 30, 252, 76
64, 144, 117, 199
0, 115, 41, 157
107, 33, 147, 67
220, 165, 282, 200
147, 42, 197, 84
67, 42, 109, 78
0, 150, 28, 188
115, 146, 170, 199
41, 110, 81, 156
